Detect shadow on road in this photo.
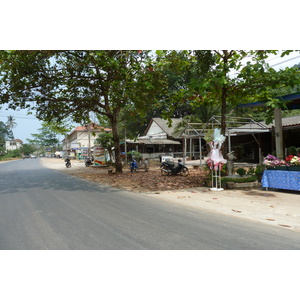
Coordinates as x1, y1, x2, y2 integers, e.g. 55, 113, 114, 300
0, 159, 118, 195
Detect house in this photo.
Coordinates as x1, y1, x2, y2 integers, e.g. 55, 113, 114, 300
229, 114, 300, 162
237, 92, 300, 159
5, 139, 23, 151
62, 124, 111, 159
124, 118, 183, 160
175, 114, 300, 163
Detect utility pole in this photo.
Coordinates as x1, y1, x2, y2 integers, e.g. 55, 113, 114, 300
88, 124, 91, 158
274, 108, 283, 159
124, 127, 127, 163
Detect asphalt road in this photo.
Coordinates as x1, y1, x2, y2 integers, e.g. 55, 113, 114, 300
1, 158, 300, 250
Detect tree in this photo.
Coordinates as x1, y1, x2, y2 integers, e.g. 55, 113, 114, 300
27, 124, 60, 153
145, 50, 222, 136
21, 143, 36, 156
6, 115, 17, 138
96, 130, 114, 163
0, 50, 165, 173
0, 121, 13, 147
156, 50, 300, 133
193, 50, 300, 133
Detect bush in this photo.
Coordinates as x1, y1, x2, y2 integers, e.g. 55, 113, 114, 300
3, 149, 22, 159
220, 163, 227, 176
127, 150, 142, 162
287, 146, 298, 156
236, 167, 246, 177
247, 167, 255, 175
221, 175, 257, 185
254, 165, 265, 175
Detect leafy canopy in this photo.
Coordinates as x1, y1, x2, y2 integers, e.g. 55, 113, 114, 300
0, 50, 166, 173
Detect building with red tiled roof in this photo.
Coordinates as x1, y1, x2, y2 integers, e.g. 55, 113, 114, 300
5, 139, 23, 151
62, 123, 111, 159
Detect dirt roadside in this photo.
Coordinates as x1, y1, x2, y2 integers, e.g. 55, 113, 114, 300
40, 157, 208, 192
40, 158, 300, 231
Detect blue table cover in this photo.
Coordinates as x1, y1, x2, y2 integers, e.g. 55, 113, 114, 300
262, 170, 300, 191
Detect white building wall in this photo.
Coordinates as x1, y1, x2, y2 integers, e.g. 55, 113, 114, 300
5, 140, 22, 151
62, 130, 102, 152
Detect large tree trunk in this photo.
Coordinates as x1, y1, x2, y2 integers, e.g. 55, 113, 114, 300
110, 114, 123, 173
220, 88, 228, 154
220, 50, 229, 153
221, 87, 227, 136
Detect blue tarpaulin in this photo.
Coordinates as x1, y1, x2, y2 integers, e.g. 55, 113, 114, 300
237, 92, 300, 110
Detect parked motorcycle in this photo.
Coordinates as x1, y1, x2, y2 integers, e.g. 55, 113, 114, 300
65, 157, 71, 168
130, 160, 138, 172
160, 159, 189, 176
85, 157, 93, 167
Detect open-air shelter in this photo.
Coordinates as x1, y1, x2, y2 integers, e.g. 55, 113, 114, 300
182, 92, 300, 164
181, 116, 269, 165
237, 92, 300, 159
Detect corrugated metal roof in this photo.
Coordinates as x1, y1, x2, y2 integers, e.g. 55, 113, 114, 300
256, 115, 300, 128
126, 138, 181, 145
278, 115, 300, 127
231, 114, 300, 132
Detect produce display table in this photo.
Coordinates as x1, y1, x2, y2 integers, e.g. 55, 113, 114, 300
262, 170, 300, 191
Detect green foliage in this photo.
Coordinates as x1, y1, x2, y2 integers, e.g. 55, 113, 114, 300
27, 124, 59, 148
220, 163, 228, 176
96, 131, 114, 149
21, 143, 36, 155
0, 121, 14, 147
6, 115, 17, 139
247, 167, 255, 175
254, 165, 265, 175
155, 50, 216, 119
221, 175, 257, 184
0, 50, 166, 173
0, 149, 21, 159
287, 146, 298, 156
0, 145, 5, 155
127, 150, 142, 162
1, 50, 300, 171
236, 167, 246, 177
96, 130, 114, 162
186, 50, 299, 133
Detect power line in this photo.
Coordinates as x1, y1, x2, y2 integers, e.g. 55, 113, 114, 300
270, 55, 300, 67
0, 115, 38, 120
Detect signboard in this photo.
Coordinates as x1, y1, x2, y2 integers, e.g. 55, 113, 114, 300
94, 146, 106, 166
82, 147, 89, 158
71, 142, 80, 150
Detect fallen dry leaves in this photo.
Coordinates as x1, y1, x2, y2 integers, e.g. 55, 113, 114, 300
60, 166, 208, 193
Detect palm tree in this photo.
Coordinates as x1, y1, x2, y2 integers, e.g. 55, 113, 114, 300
6, 115, 17, 139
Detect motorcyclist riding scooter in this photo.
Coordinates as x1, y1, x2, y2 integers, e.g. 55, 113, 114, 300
85, 156, 94, 167
130, 160, 138, 172
65, 156, 71, 168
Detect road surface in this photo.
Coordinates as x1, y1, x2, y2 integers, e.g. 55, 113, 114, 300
1, 158, 300, 249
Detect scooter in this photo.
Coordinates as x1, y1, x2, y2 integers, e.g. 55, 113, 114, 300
160, 159, 189, 176
85, 157, 93, 167
65, 157, 71, 168
130, 160, 138, 172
